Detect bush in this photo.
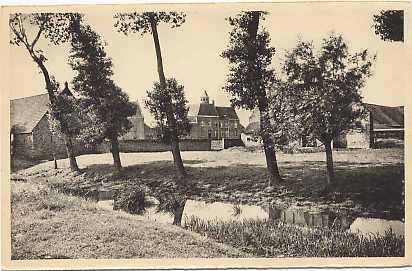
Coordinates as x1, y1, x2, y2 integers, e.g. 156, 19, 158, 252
184, 217, 404, 257
113, 188, 146, 214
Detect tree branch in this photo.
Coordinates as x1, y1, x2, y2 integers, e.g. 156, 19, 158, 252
31, 19, 46, 50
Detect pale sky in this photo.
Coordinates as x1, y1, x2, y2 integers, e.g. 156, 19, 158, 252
9, 3, 408, 126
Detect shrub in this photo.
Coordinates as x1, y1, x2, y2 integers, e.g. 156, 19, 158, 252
113, 188, 146, 214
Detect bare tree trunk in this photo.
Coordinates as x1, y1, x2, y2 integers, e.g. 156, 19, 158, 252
53, 153, 58, 169
247, 12, 282, 186
62, 133, 79, 172
37, 59, 79, 172
170, 135, 186, 179
172, 199, 186, 226
149, 16, 186, 179
110, 136, 122, 171
259, 107, 282, 186
324, 139, 334, 186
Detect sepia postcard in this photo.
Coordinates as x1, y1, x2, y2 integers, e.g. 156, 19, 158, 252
1, 1, 411, 269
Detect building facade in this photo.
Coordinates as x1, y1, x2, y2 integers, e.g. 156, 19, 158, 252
120, 99, 145, 140
334, 103, 404, 149
10, 86, 147, 159
242, 103, 404, 149
10, 85, 77, 159
187, 91, 241, 140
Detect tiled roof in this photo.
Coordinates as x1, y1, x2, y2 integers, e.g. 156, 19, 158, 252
216, 106, 239, 119
365, 103, 404, 130
188, 103, 219, 117
10, 93, 50, 134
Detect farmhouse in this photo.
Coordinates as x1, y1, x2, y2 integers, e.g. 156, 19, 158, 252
10, 83, 73, 159
334, 103, 404, 149
242, 103, 404, 149
10, 84, 147, 159
187, 91, 241, 140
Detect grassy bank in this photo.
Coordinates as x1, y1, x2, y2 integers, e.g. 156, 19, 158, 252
11, 179, 247, 259
15, 148, 404, 220
184, 217, 404, 257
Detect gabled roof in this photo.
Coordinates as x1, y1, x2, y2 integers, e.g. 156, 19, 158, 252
188, 103, 219, 117
10, 93, 50, 134
10, 85, 74, 134
216, 106, 238, 119
131, 98, 143, 118
365, 103, 404, 130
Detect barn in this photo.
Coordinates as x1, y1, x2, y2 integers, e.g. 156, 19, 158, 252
242, 103, 404, 149
334, 103, 404, 149
10, 85, 147, 159
10, 92, 67, 160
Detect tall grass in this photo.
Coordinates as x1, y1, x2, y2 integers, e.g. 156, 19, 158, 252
184, 216, 404, 257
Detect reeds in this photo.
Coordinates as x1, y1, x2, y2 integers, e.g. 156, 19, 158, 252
184, 216, 404, 257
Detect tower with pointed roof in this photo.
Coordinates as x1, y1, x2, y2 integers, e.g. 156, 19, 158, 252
187, 91, 240, 140
200, 90, 209, 104
121, 98, 145, 140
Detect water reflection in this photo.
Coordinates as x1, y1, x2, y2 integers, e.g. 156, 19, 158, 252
98, 194, 404, 237
350, 217, 404, 236
267, 206, 354, 230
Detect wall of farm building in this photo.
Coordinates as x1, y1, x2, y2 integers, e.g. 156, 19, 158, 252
13, 115, 96, 160
97, 138, 243, 153
97, 139, 212, 153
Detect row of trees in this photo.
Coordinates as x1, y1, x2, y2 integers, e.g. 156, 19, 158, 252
10, 9, 401, 190
9, 13, 191, 178
221, 12, 376, 188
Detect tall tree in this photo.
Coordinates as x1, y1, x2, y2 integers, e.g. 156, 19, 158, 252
373, 10, 404, 42
9, 13, 81, 171
145, 78, 191, 163
283, 34, 375, 187
221, 11, 282, 186
69, 21, 137, 171
114, 12, 187, 178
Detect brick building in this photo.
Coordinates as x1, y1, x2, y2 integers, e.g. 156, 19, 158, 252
187, 91, 241, 140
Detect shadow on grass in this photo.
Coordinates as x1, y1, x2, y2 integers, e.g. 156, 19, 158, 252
77, 158, 404, 219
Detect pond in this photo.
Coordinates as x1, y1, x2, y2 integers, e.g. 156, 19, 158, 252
98, 198, 404, 237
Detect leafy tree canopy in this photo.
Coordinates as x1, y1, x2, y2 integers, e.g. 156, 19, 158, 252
373, 10, 404, 42
221, 11, 276, 110
69, 21, 137, 144
114, 12, 186, 35
283, 33, 375, 143
145, 78, 190, 143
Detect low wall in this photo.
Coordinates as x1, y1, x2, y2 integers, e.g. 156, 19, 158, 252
14, 140, 96, 160
14, 137, 245, 161
224, 138, 244, 149
97, 139, 212, 153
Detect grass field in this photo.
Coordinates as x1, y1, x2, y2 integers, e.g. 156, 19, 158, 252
15, 147, 404, 219
10, 147, 404, 258
11, 179, 247, 259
